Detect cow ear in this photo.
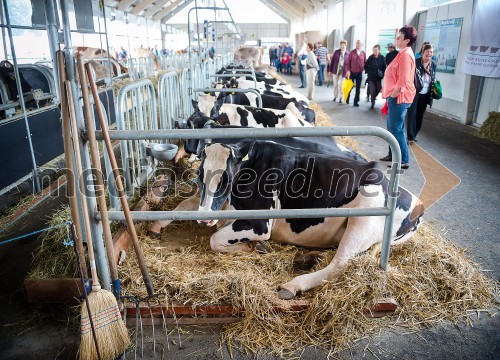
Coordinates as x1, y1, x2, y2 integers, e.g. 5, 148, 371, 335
192, 99, 200, 112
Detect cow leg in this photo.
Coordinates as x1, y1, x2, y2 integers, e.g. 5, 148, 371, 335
148, 197, 200, 238
209, 220, 272, 253
277, 188, 389, 299
278, 214, 384, 299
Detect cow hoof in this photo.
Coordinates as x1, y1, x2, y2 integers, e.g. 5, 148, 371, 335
147, 231, 161, 239
277, 288, 296, 300
255, 241, 272, 254
293, 251, 322, 270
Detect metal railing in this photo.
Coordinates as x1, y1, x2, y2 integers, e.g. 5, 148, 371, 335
96, 126, 403, 270
158, 71, 181, 131
115, 79, 158, 201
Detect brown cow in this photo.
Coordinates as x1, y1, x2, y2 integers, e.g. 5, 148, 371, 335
133, 47, 159, 71
74, 46, 128, 76
234, 47, 263, 67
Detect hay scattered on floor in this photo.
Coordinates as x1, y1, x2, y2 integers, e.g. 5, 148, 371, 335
119, 223, 497, 357
477, 111, 500, 144
28, 205, 78, 279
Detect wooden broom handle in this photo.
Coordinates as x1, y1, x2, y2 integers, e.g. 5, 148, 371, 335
65, 80, 101, 291
84, 62, 154, 297
56, 51, 87, 279
76, 54, 119, 288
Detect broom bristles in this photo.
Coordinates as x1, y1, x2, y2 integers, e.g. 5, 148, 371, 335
80, 289, 130, 360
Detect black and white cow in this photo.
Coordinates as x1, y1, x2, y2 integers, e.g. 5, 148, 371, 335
194, 139, 424, 299
233, 76, 310, 105
196, 93, 315, 124
150, 135, 368, 236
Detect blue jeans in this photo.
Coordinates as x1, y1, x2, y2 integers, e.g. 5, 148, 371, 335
318, 64, 326, 85
386, 97, 411, 164
299, 64, 306, 87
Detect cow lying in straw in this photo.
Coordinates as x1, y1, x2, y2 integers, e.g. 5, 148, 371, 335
150, 136, 423, 299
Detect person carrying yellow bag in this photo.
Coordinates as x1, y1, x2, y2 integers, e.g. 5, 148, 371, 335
342, 78, 354, 103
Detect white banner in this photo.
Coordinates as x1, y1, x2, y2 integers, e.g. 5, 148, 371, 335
462, 0, 500, 78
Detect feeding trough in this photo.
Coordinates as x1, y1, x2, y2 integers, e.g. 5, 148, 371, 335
147, 142, 178, 162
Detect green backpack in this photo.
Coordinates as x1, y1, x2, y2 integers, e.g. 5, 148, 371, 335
432, 80, 443, 100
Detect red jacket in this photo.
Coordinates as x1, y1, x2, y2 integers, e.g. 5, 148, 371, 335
345, 49, 366, 73
280, 54, 290, 65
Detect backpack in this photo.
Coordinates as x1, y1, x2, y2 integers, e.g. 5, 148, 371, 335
414, 67, 423, 93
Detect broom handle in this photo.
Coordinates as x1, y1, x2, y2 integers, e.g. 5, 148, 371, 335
84, 62, 154, 298
65, 80, 101, 291
56, 51, 88, 280
75, 54, 120, 294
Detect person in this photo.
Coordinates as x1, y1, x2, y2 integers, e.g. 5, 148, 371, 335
385, 43, 398, 66
380, 25, 418, 169
345, 39, 366, 106
407, 43, 437, 143
284, 42, 294, 74
297, 41, 308, 88
153, 45, 159, 57
364, 44, 386, 109
279, 52, 291, 74
316, 42, 328, 86
118, 46, 127, 60
269, 47, 275, 66
305, 42, 319, 101
327, 40, 349, 103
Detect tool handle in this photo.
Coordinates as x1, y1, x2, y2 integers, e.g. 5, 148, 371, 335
56, 51, 88, 280
76, 53, 120, 294
84, 62, 154, 297
65, 80, 101, 292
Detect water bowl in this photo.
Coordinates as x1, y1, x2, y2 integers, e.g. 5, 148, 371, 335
149, 143, 178, 162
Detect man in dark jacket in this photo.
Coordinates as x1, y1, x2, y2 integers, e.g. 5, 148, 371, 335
345, 39, 366, 107
364, 44, 386, 109
385, 43, 398, 66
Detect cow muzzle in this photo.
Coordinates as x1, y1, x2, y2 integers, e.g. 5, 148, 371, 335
197, 219, 218, 227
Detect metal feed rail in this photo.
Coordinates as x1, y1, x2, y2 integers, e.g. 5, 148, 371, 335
96, 126, 403, 271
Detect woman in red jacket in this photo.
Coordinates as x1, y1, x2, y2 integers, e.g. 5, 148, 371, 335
380, 25, 417, 169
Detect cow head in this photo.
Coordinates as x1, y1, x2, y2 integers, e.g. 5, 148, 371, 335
197, 143, 238, 226
195, 95, 217, 116
184, 108, 211, 154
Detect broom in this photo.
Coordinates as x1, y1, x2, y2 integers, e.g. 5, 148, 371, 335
63, 78, 130, 360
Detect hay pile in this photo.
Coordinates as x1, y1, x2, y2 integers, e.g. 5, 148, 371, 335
28, 205, 78, 279
477, 111, 500, 144
119, 223, 497, 357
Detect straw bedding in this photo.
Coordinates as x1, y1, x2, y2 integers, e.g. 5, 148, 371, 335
27, 99, 498, 357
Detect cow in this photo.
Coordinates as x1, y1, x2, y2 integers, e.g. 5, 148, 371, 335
193, 138, 424, 299
233, 76, 309, 105
197, 93, 315, 124
134, 47, 159, 71
75, 46, 128, 76
149, 134, 367, 237
234, 47, 263, 67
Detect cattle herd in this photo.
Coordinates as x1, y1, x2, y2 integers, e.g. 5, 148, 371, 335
149, 63, 425, 300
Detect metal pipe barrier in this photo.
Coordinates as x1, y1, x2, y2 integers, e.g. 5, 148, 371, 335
193, 87, 263, 108
115, 79, 158, 198
192, 63, 204, 94
179, 68, 193, 118
138, 57, 154, 79
127, 58, 138, 80
158, 71, 181, 131
96, 126, 402, 271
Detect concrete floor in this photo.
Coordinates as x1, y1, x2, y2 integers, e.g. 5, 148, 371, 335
0, 72, 499, 359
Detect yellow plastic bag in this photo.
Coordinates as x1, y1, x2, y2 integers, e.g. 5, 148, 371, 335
342, 78, 354, 101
